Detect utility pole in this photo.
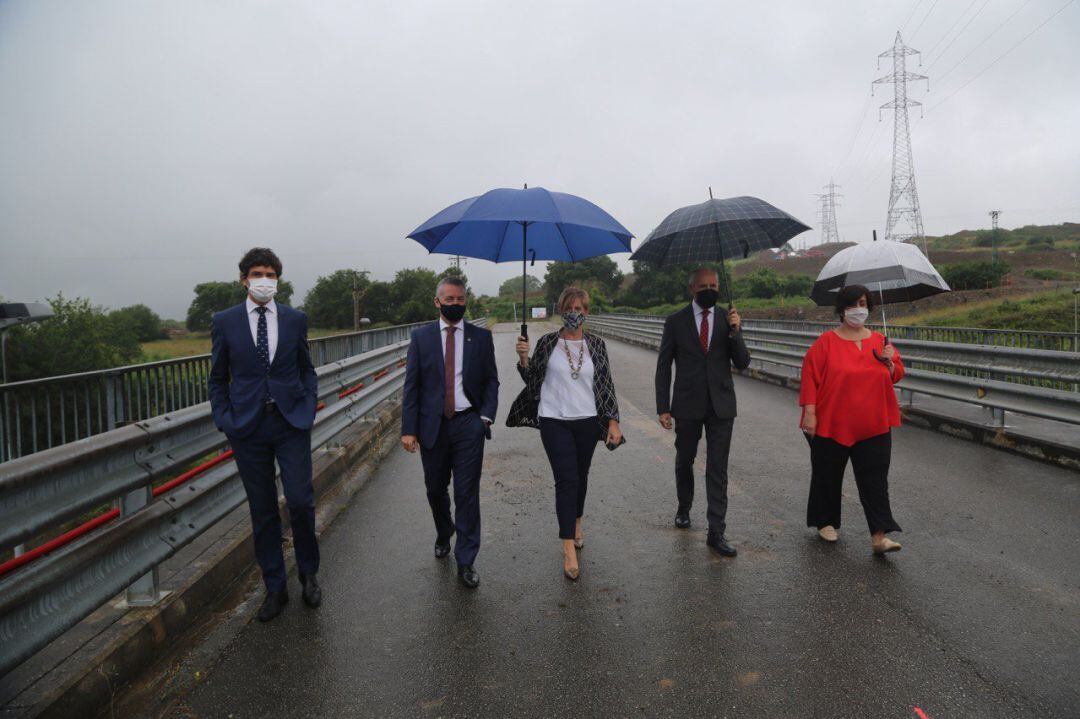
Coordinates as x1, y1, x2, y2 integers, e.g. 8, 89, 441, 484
352, 276, 363, 331
989, 210, 1001, 265
815, 179, 842, 244
874, 31, 929, 254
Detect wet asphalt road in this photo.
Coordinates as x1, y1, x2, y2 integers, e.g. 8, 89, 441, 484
177, 324, 1080, 719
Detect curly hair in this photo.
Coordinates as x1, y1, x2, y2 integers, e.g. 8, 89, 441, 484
238, 247, 282, 279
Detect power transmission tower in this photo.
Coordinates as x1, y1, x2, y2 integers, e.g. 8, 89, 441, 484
874, 31, 929, 253
989, 210, 1001, 264
449, 255, 466, 273
815, 180, 843, 244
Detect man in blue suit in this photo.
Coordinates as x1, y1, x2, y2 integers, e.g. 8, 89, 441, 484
208, 247, 321, 622
401, 276, 499, 588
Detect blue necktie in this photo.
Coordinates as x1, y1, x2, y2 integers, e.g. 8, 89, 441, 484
256, 306, 271, 374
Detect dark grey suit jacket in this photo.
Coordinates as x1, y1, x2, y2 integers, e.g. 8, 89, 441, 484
655, 304, 751, 420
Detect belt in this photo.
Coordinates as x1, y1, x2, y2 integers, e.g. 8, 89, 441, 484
453, 408, 475, 417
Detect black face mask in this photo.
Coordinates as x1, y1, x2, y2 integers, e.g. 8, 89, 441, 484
695, 289, 720, 309
439, 303, 466, 322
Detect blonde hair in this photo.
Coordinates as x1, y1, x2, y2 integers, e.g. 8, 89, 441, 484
557, 287, 590, 313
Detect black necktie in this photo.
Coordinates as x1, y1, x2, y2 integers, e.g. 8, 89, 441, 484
256, 307, 270, 374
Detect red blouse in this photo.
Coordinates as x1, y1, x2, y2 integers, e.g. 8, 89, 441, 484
799, 330, 905, 447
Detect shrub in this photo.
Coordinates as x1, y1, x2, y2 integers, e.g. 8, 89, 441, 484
939, 261, 1010, 290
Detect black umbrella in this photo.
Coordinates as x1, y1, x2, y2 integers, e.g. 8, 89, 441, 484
631, 190, 811, 307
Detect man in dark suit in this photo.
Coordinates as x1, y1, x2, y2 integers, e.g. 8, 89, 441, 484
655, 267, 751, 557
208, 247, 321, 622
401, 276, 498, 588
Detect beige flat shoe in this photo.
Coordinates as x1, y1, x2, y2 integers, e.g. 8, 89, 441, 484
563, 563, 580, 580
573, 536, 584, 550
818, 526, 839, 542
872, 537, 902, 555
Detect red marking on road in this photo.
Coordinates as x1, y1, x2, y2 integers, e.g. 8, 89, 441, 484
913, 707, 932, 719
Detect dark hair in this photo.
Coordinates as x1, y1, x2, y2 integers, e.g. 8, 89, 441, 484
436, 276, 467, 296
834, 284, 874, 320
238, 248, 283, 279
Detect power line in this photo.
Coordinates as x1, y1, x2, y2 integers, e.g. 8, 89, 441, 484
929, 0, 1077, 111
923, 0, 981, 60
925, 0, 993, 69
936, 0, 1035, 84
832, 91, 873, 178
901, 0, 927, 33
910, 0, 943, 41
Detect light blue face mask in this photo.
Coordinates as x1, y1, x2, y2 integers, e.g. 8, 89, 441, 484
562, 311, 586, 331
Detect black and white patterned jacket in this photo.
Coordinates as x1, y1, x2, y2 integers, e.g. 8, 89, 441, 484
505, 331, 620, 437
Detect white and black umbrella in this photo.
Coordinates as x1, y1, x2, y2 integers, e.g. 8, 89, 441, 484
631, 191, 811, 307
811, 238, 950, 339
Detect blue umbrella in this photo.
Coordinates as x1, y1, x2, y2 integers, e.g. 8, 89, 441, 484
408, 186, 633, 337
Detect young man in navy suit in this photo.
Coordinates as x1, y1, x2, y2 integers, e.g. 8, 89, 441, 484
208, 248, 321, 622
401, 276, 499, 588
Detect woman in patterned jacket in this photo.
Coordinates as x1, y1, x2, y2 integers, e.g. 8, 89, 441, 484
507, 287, 622, 580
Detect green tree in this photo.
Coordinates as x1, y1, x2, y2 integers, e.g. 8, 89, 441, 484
302, 269, 370, 329
544, 256, 623, 307
185, 280, 295, 332
388, 268, 440, 323
4, 294, 142, 381
108, 304, 164, 342
361, 281, 396, 323
499, 274, 543, 297
744, 268, 781, 299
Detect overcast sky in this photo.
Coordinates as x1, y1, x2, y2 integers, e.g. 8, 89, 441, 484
1, 0, 1078, 319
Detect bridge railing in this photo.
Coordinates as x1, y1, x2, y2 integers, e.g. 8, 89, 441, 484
0, 317, 486, 677
586, 314, 1080, 427
0, 321, 432, 463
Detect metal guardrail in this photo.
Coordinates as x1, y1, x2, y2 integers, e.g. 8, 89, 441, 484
0, 321, 435, 463
0, 317, 486, 677
586, 314, 1080, 428
603, 315, 1079, 352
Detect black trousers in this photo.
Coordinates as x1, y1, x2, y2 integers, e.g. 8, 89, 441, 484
807, 432, 902, 535
674, 403, 735, 535
419, 410, 486, 566
230, 407, 319, 594
539, 417, 600, 539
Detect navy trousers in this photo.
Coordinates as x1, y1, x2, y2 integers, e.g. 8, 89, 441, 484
229, 407, 319, 594
539, 417, 600, 539
419, 410, 486, 566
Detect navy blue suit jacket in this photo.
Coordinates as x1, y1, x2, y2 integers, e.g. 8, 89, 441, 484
208, 302, 318, 439
401, 320, 499, 450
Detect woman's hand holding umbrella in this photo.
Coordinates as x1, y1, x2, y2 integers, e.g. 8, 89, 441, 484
515, 335, 530, 368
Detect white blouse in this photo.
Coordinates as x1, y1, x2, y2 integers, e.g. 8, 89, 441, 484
538, 338, 598, 420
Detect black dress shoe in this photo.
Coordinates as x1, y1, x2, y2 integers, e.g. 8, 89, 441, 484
300, 574, 322, 608
674, 510, 691, 529
706, 532, 737, 557
457, 564, 480, 589
257, 590, 288, 622
434, 539, 452, 559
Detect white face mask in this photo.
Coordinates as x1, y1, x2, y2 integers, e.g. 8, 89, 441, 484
248, 277, 278, 303
843, 307, 869, 328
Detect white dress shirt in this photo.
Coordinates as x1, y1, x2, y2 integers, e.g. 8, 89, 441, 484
246, 297, 278, 364
439, 318, 492, 424
439, 317, 469, 412
538, 338, 597, 420
692, 301, 716, 351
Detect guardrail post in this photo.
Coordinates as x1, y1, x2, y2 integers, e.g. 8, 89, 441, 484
987, 406, 1006, 429
121, 485, 161, 606
105, 373, 118, 431
899, 388, 914, 407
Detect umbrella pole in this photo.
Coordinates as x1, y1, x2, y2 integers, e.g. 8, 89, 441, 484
711, 222, 734, 310
878, 287, 889, 343
521, 221, 528, 340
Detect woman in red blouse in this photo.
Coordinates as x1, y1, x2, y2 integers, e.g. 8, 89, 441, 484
799, 284, 904, 554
